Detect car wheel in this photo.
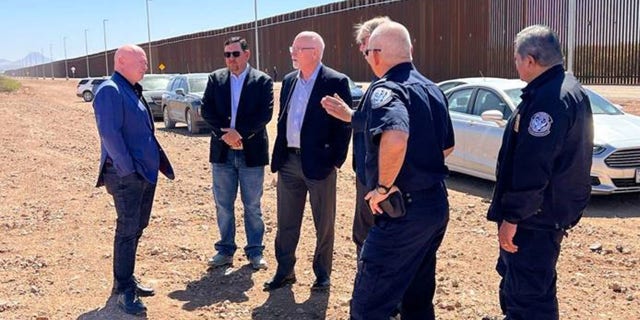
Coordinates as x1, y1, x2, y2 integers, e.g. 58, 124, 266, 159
186, 109, 200, 134
163, 107, 176, 129
82, 91, 94, 102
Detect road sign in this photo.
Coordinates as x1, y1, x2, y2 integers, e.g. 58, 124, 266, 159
158, 63, 165, 71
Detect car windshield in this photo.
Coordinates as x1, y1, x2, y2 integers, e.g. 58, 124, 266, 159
503, 87, 622, 115
140, 77, 171, 91
585, 89, 624, 115
188, 77, 208, 93
504, 89, 523, 106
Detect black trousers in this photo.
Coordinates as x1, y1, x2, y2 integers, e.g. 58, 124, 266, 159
497, 226, 564, 320
352, 178, 373, 259
103, 164, 156, 294
274, 153, 337, 281
351, 185, 449, 320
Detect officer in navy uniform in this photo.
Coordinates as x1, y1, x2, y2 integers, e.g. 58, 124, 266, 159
487, 25, 593, 319
337, 21, 454, 320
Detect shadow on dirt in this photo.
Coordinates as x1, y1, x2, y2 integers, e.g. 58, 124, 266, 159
445, 172, 640, 218
168, 264, 255, 311
251, 287, 329, 320
77, 294, 148, 320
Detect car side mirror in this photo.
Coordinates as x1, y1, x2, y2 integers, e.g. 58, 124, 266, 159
481, 110, 507, 127
175, 88, 185, 96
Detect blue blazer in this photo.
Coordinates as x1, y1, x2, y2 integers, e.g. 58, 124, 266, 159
270, 65, 352, 180
93, 72, 174, 187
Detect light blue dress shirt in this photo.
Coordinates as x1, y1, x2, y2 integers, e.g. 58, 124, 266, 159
229, 64, 250, 129
286, 63, 322, 148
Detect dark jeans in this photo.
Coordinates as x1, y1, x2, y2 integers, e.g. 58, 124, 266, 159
351, 184, 449, 320
352, 178, 373, 259
103, 164, 156, 294
274, 153, 337, 281
497, 226, 564, 320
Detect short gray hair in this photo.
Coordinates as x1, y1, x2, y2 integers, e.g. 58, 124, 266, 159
514, 25, 563, 67
354, 16, 391, 44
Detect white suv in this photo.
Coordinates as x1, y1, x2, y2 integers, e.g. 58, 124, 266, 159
76, 78, 107, 102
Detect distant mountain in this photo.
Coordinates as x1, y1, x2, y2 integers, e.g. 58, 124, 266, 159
0, 52, 51, 72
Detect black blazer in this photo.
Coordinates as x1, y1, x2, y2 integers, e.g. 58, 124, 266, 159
201, 66, 274, 167
271, 65, 352, 180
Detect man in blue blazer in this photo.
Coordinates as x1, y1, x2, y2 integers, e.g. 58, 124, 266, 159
201, 36, 274, 271
265, 31, 352, 292
93, 44, 174, 315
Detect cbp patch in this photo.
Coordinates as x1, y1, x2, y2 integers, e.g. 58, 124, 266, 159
370, 87, 393, 109
528, 112, 553, 137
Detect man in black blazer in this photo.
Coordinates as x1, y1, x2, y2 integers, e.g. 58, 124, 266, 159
201, 36, 274, 271
265, 31, 352, 292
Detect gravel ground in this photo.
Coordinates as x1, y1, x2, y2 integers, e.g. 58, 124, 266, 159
0, 78, 638, 320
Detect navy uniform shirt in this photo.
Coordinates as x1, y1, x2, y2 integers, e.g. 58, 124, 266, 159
360, 62, 454, 192
487, 65, 594, 230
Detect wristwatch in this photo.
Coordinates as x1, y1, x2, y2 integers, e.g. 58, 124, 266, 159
376, 183, 392, 195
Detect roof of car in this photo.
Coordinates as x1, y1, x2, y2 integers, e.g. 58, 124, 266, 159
445, 77, 526, 92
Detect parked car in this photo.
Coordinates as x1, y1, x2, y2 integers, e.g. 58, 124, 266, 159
76, 78, 107, 102
348, 77, 364, 109
140, 74, 173, 120
439, 77, 640, 195
161, 73, 210, 134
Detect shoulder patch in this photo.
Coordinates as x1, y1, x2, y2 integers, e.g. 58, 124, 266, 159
528, 111, 553, 137
370, 87, 393, 109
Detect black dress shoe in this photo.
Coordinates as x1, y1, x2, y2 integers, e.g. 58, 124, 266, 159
117, 291, 147, 316
133, 277, 155, 297
263, 274, 296, 291
311, 278, 330, 291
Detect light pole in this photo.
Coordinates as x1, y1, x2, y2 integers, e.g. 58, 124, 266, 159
49, 43, 54, 79
145, 0, 153, 74
41, 48, 45, 79
103, 19, 109, 76
63, 36, 69, 80
254, 0, 260, 71
85, 29, 91, 77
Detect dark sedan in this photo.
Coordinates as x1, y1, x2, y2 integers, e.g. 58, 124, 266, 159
348, 77, 364, 109
140, 74, 173, 120
161, 73, 211, 134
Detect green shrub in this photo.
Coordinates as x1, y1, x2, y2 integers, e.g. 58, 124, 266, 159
0, 76, 21, 92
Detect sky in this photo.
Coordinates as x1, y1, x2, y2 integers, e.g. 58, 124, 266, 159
0, 0, 339, 62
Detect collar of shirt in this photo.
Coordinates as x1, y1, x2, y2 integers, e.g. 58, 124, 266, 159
113, 71, 144, 98
229, 64, 250, 129
380, 62, 414, 81
296, 63, 322, 85
522, 64, 565, 97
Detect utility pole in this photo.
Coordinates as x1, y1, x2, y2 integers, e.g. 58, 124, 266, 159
254, 0, 260, 71
63, 36, 69, 80
49, 43, 54, 79
85, 29, 91, 77
146, 0, 153, 74
103, 19, 109, 76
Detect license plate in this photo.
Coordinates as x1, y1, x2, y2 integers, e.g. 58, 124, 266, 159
636, 169, 640, 184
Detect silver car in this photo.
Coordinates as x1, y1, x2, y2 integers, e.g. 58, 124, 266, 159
440, 78, 640, 195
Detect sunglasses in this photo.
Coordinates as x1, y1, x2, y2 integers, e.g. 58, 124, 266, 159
363, 48, 382, 57
224, 51, 242, 58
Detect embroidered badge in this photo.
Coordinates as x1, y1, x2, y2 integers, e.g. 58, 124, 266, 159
528, 112, 553, 137
370, 87, 393, 109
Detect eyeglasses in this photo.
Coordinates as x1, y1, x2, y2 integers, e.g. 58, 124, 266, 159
363, 48, 382, 57
224, 51, 242, 58
289, 46, 315, 54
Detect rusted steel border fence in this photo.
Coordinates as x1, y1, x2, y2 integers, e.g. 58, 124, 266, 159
8, 0, 639, 85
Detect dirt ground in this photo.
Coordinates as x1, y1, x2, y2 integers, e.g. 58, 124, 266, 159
0, 78, 638, 320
